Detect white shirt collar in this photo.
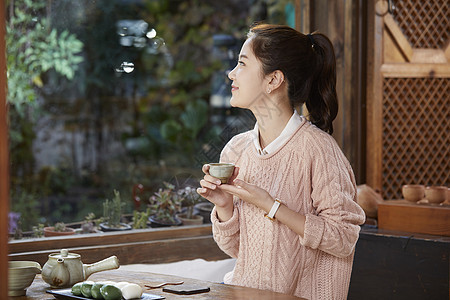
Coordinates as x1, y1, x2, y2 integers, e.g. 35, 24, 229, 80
252, 110, 303, 156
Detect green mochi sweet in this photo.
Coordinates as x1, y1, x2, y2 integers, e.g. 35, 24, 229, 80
71, 282, 83, 296
81, 281, 95, 298
100, 284, 123, 300
91, 282, 105, 299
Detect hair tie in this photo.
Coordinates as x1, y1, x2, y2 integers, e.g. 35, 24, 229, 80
307, 33, 315, 48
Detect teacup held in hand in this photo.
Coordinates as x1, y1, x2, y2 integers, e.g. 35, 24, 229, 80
209, 163, 235, 184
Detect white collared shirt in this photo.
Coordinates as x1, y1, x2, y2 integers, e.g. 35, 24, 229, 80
252, 110, 304, 156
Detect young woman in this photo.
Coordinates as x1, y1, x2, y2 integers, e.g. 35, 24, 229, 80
197, 24, 365, 300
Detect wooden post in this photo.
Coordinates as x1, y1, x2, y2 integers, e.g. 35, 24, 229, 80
366, 0, 384, 192
308, 0, 365, 182
295, 0, 310, 33
0, 0, 10, 297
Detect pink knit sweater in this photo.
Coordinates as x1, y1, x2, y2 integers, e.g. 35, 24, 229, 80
211, 118, 366, 300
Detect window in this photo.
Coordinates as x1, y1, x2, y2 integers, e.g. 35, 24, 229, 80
7, 0, 296, 238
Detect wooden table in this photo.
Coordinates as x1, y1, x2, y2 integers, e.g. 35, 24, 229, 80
16, 269, 303, 299
378, 199, 450, 236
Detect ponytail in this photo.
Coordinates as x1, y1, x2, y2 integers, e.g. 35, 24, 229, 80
248, 24, 338, 134
305, 33, 338, 134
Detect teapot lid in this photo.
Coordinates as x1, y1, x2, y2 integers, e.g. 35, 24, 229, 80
49, 249, 80, 259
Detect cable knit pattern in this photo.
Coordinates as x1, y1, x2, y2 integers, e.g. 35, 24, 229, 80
212, 118, 366, 300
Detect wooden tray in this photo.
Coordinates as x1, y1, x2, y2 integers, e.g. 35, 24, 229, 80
378, 200, 450, 236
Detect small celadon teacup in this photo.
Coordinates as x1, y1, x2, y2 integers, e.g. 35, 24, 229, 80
209, 163, 235, 184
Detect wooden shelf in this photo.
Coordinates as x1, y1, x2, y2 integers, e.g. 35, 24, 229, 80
378, 200, 450, 236
8, 225, 230, 266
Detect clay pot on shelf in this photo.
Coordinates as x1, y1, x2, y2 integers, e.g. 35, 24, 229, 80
177, 213, 204, 226
402, 184, 425, 202
356, 184, 384, 218
99, 222, 132, 232
148, 215, 182, 228
424, 186, 447, 204
44, 226, 76, 237
194, 202, 214, 224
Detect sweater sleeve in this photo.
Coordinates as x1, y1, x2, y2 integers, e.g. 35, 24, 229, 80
299, 132, 366, 258
210, 135, 248, 259
211, 203, 240, 258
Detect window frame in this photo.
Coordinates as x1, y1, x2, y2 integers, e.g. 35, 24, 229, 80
1, 0, 10, 297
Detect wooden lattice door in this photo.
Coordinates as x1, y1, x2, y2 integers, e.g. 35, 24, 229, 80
367, 0, 449, 200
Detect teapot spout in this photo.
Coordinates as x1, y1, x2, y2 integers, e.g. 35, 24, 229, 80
83, 256, 120, 280
49, 258, 70, 288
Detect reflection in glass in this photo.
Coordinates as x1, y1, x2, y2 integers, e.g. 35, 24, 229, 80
6, 0, 295, 237
115, 62, 135, 73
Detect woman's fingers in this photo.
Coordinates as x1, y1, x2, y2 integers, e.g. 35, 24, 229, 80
200, 164, 222, 184
219, 180, 250, 198
219, 179, 271, 210
228, 166, 240, 183
198, 163, 237, 208
197, 187, 208, 196
199, 179, 218, 190
202, 164, 210, 174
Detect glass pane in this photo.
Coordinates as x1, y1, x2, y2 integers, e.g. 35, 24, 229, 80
7, 0, 295, 238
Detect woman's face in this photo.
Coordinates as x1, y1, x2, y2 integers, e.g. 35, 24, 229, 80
228, 38, 269, 109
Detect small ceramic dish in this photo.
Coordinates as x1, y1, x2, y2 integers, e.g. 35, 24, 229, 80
8, 261, 41, 296
402, 184, 425, 202
424, 186, 447, 204
209, 163, 235, 183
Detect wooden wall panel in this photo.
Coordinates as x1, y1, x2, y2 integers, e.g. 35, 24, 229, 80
366, 0, 449, 199
310, 0, 365, 183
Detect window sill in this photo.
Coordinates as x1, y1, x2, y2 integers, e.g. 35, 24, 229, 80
8, 224, 228, 266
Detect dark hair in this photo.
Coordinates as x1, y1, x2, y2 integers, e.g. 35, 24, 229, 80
248, 24, 338, 134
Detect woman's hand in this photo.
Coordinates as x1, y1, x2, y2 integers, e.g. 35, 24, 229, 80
222, 179, 307, 236
219, 179, 274, 213
197, 164, 239, 221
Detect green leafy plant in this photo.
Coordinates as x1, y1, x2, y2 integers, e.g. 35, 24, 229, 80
103, 190, 125, 228
53, 222, 69, 232
161, 98, 208, 142
7, 0, 84, 228
149, 182, 182, 224
32, 223, 45, 238
178, 186, 204, 219
122, 0, 250, 165
10, 190, 40, 232
132, 209, 151, 229
81, 212, 102, 234
6, 0, 83, 112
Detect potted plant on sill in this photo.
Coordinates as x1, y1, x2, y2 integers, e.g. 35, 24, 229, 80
100, 190, 132, 232
44, 222, 76, 237
177, 186, 204, 225
194, 201, 215, 224
132, 208, 151, 229
79, 212, 102, 234
148, 182, 183, 228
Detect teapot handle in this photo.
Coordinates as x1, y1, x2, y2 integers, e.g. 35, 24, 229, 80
83, 256, 120, 279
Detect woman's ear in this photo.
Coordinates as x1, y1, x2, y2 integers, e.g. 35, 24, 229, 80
267, 70, 285, 93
